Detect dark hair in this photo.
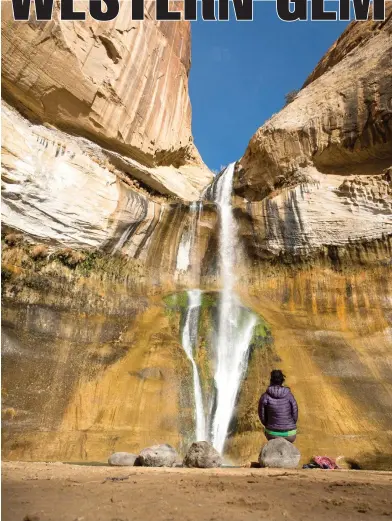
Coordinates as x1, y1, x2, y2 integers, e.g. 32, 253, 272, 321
270, 369, 285, 386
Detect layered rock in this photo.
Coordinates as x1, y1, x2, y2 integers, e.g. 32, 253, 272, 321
237, 8, 392, 201
1, 101, 207, 255
1, 1, 212, 216
1, 1, 208, 171
235, 6, 392, 258
1, 3, 212, 462
303, 11, 392, 87
1, 0, 214, 266
1, 248, 194, 461
225, 11, 392, 469
234, 169, 392, 260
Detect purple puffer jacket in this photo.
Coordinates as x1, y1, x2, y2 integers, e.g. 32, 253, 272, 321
258, 385, 298, 431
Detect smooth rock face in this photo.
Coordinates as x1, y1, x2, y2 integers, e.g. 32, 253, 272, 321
1, 1, 212, 201
238, 9, 392, 201
136, 444, 178, 467
259, 439, 300, 469
183, 441, 222, 468
1, 2, 200, 168
108, 452, 137, 466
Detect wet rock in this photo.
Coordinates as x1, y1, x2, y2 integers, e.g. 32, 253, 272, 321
259, 439, 300, 469
136, 444, 177, 467
137, 367, 163, 380
108, 452, 137, 466
183, 441, 222, 468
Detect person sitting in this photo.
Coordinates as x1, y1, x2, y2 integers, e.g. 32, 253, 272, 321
258, 369, 298, 443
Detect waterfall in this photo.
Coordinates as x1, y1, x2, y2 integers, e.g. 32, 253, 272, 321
181, 289, 206, 441
178, 163, 256, 453
176, 202, 199, 273
214, 163, 237, 295
211, 163, 257, 453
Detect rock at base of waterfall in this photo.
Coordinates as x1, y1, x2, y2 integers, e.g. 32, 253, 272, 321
136, 444, 178, 467
174, 455, 184, 468
108, 452, 138, 466
259, 439, 301, 469
183, 441, 223, 468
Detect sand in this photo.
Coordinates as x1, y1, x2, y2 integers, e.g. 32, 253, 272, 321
2, 461, 392, 521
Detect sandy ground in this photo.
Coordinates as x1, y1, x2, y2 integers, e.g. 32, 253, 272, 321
2, 462, 392, 521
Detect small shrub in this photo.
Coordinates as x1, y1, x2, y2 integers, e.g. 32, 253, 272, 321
30, 244, 48, 260
284, 89, 299, 106
4, 233, 22, 247
1, 266, 12, 284
56, 248, 86, 268
78, 251, 100, 275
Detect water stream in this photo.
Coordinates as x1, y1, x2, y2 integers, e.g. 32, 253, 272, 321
181, 289, 206, 441
176, 201, 200, 273
210, 164, 257, 453
177, 163, 257, 452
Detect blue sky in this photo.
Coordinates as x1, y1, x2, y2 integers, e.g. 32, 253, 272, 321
189, 1, 349, 171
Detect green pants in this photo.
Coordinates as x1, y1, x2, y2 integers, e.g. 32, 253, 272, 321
265, 428, 297, 443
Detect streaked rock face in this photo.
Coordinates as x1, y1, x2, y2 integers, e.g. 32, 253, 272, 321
1, 101, 207, 251
226, 12, 392, 468
230, 265, 392, 469
234, 8, 392, 259
2, 1, 203, 168
1, 257, 191, 461
1, 5, 213, 462
235, 169, 392, 259
1, 1, 212, 197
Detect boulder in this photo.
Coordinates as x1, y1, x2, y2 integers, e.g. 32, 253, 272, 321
183, 441, 222, 468
136, 444, 177, 467
108, 452, 137, 467
259, 439, 300, 469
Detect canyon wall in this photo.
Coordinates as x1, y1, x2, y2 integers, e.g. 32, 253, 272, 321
230, 7, 392, 294
2, 1, 207, 171
235, 8, 392, 258
228, 7, 392, 468
1, 0, 212, 248
2, 9, 392, 468
1, 2, 213, 461
237, 9, 392, 201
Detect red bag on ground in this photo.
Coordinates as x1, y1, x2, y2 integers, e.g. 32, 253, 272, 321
313, 456, 340, 469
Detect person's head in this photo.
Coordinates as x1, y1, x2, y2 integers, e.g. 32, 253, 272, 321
270, 369, 285, 386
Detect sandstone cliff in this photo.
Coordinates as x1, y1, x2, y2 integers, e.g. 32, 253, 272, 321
235, 6, 392, 258
227, 11, 392, 468
2, 1, 212, 212
2, 10, 392, 469
238, 7, 392, 198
